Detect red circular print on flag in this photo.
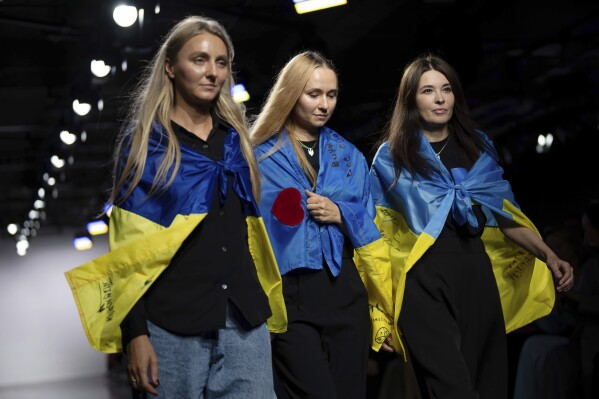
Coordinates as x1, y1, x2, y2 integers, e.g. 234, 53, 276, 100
271, 187, 305, 226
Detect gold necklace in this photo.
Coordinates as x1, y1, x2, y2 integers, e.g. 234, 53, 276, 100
298, 139, 318, 156
435, 135, 451, 159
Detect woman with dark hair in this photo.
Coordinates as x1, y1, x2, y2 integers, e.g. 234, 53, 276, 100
370, 53, 574, 398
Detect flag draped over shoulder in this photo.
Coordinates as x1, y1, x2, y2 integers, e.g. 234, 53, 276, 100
255, 128, 397, 352
65, 122, 286, 353
370, 132, 555, 338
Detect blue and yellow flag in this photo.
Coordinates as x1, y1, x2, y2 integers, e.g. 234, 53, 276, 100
370, 133, 555, 338
65, 123, 286, 353
255, 128, 397, 352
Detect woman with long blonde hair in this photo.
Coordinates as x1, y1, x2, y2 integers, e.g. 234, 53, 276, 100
251, 50, 394, 399
65, 15, 284, 398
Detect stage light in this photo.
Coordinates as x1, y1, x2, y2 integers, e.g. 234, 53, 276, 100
73, 234, 93, 250
91, 60, 111, 78
7, 224, 18, 235
50, 155, 65, 169
87, 219, 108, 235
293, 0, 347, 14
16, 238, 29, 251
60, 130, 77, 145
73, 99, 91, 116
231, 84, 250, 103
113, 5, 138, 27
16, 239, 29, 256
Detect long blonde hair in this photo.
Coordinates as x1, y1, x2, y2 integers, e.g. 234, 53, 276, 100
109, 15, 261, 205
250, 50, 337, 187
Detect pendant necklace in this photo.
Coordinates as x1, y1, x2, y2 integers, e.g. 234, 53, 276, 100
298, 139, 318, 156
435, 135, 451, 159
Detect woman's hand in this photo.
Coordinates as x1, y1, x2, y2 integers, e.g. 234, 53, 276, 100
380, 336, 396, 353
305, 190, 342, 225
545, 254, 574, 293
127, 335, 159, 396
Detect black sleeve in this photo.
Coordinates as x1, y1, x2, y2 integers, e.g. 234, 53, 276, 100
120, 297, 148, 351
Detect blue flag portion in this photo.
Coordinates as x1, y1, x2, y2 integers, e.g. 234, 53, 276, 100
255, 127, 379, 276
119, 121, 259, 227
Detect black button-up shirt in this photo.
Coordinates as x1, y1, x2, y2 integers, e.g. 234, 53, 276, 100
120, 117, 271, 345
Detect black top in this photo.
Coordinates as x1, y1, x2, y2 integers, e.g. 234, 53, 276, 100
120, 117, 271, 347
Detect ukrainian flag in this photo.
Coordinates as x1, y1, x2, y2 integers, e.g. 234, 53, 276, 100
370, 134, 555, 341
65, 123, 286, 353
256, 129, 397, 352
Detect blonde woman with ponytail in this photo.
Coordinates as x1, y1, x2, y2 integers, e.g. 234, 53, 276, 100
65, 15, 284, 398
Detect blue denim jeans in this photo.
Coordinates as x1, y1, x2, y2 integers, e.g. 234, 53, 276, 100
147, 306, 275, 398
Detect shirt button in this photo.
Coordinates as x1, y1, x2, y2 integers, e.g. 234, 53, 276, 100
222, 284, 228, 290
221, 246, 227, 252
202, 144, 208, 149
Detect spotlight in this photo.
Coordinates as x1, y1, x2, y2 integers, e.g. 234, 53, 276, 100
7, 224, 18, 235
86, 219, 108, 235
73, 99, 92, 116
293, 0, 347, 14
90, 60, 111, 78
231, 83, 250, 103
60, 130, 77, 145
50, 155, 65, 169
113, 5, 138, 27
73, 233, 93, 250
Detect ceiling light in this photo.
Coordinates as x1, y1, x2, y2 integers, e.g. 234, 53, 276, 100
60, 130, 77, 145
50, 155, 65, 169
293, 0, 347, 14
113, 5, 138, 27
47, 177, 56, 186
38, 188, 45, 198
231, 84, 250, 103
73, 99, 91, 116
87, 220, 108, 235
7, 224, 18, 235
73, 234, 93, 250
155, 3, 160, 14
16, 239, 29, 251
90, 60, 111, 78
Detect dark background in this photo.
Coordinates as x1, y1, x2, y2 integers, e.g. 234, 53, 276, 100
1, 0, 598, 240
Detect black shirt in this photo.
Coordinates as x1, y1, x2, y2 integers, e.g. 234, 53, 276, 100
120, 117, 271, 346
